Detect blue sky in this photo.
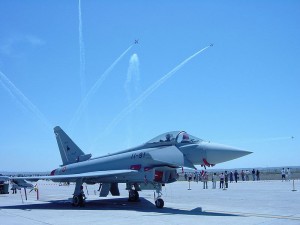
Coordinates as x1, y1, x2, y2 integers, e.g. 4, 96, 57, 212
0, 1, 299, 171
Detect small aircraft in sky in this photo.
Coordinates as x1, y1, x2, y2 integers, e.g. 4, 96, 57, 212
13, 126, 251, 208
134, 39, 139, 44
210, 43, 214, 47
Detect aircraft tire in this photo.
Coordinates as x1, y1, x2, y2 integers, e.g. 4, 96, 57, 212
155, 199, 164, 208
72, 196, 80, 207
72, 195, 85, 207
79, 195, 85, 207
128, 190, 139, 202
134, 190, 139, 201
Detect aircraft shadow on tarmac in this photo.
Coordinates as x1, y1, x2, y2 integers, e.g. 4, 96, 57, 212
0, 197, 239, 217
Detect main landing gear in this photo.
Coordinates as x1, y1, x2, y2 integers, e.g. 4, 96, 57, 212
128, 189, 139, 202
72, 179, 86, 207
127, 183, 140, 202
72, 194, 86, 207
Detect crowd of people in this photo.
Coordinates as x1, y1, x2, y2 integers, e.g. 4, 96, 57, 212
281, 168, 292, 181
183, 168, 293, 189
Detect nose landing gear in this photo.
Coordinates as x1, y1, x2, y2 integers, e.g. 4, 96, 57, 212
154, 183, 164, 208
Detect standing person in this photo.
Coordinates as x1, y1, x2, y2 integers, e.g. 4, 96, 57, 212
219, 173, 224, 188
184, 173, 188, 181
241, 170, 245, 181
252, 169, 256, 181
245, 170, 250, 181
256, 170, 260, 181
188, 173, 193, 182
212, 173, 217, 189
287, 168, 291, 181
234, 170, 239, 183
10, 181, 17, 194
194, 169, 199, 182
281, 168, 286, 181
224, 171, 229, 188
202, 172, 208, 189
230, 171, 234, 183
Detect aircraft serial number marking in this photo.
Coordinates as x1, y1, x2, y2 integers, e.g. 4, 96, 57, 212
131, 152, 146, 159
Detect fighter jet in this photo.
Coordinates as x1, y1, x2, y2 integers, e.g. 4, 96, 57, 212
14, 126, 251, 208
210, 43, 214, 47
134, 39, 139, 44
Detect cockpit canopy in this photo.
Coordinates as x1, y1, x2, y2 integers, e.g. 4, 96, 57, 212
146, 131, 202, 146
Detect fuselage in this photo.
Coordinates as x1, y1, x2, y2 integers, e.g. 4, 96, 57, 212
51, 131, 251, 184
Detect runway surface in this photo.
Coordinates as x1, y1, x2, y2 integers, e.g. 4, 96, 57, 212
0, 180, 299, 225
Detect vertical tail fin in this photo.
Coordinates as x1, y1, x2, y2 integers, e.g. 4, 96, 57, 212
54, 126, 92, 165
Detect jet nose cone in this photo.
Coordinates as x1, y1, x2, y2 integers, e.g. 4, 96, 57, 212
204, 142, 252, 165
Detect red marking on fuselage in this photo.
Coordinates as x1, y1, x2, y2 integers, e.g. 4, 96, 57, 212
130, 164, 141, 170
50, 169, 56, 176
202, 158, 215, 167
144, 167, 152, 171
154, 171, 164, 182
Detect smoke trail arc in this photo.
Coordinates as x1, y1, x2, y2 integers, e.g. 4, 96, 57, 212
68, 44, 134, 131
104, 45, 212, 134
124, 53, 140, 147
0, 70, 53, 130
124, 53, 140, 103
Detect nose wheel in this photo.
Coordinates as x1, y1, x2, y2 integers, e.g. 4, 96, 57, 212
155, 198, 164, 208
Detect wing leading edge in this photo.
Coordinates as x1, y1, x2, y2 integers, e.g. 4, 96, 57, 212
12, 170, 138, 182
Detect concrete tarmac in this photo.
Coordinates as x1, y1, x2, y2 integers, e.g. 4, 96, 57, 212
0, 180, 299, 225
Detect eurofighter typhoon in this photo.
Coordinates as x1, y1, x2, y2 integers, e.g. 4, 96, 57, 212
13, 126, 251, 208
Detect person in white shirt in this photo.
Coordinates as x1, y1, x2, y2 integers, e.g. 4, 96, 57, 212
212, 173, 217, 189
286, 168, 291, 181
219, 173, 224, 188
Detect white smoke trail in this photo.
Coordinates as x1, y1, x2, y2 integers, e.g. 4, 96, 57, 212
78, 0, 86, 98
104, 44, 212, 134
0, 70, 52, 130
68, 44, 134, 131
124, 53, 140, 147
124, 53, 140, 102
